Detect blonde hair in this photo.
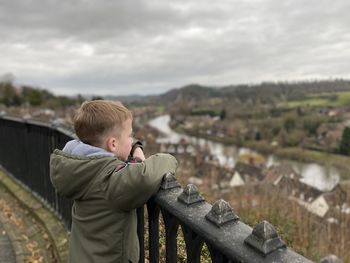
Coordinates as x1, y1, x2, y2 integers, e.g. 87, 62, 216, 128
73, 100, 132, 146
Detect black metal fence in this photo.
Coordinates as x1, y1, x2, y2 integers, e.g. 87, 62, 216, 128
0, 115, 74, 228
0, 115, 313, 262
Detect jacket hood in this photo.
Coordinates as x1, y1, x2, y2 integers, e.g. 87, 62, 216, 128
50, 140, 122, 200
62, 139, 114, 157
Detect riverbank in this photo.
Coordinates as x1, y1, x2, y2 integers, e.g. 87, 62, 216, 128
173, 125, 350, 180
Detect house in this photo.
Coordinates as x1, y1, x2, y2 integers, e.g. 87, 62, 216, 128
229, 171, 245, 187
297, 195, 329, 217
159, 142, 196, 155
160, 143, 176, 153
316, 123, 345, 147
178, 138, 196, 155
226, 162, 264, 188
296, 184, 347, 218
339, 180, 350, 203
322, 184, 347, 207
277, 176, 323, 202
232, 162, 264, 183
188, 176, 203, 186
328, 110, 338, 117
274, 174, 348, 218
263, 164, 301, 186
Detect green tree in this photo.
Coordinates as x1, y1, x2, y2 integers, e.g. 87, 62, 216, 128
303, 116, 324, 136
339, 127, 350, 155
283, 114, 296, 132
0, 83, 22, 106
57, 96, 77, 107
220, 109, 226, 120
92, 96, 104, 100
28, 90, 43, 106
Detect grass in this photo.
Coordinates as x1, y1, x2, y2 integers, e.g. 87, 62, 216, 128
278, 91, 350, 108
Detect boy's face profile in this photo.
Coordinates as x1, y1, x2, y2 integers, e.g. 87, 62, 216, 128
106, 118, 133, 161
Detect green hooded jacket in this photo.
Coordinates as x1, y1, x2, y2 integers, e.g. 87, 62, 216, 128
50, 140, 178, 263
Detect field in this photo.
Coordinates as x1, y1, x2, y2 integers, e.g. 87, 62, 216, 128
279, 91, 350, 108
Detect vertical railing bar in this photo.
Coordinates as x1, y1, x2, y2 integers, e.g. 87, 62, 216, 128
161, 209, 179, 263
181, 224, 203, 263
147, 199, 160, 263
137, 206, 145, 263
207, 244, 230, 263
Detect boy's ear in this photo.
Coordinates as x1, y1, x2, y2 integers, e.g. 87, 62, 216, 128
106, 136, 117, 152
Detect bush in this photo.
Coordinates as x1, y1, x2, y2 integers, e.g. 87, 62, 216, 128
339, 126, 350, 155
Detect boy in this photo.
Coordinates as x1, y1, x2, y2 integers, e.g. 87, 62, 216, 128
50, 100, 178, 263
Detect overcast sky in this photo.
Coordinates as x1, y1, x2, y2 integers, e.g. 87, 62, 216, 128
1, 0, 350, 96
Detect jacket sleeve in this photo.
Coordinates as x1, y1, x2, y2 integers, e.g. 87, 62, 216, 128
105, 153, 178, 211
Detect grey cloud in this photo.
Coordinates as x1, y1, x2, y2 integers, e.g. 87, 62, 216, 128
1, 0, 350, 95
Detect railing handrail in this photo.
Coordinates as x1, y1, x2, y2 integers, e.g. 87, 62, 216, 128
0, 114, 313, 262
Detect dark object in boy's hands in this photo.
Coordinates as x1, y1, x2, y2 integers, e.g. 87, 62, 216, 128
130, 140, 143, 156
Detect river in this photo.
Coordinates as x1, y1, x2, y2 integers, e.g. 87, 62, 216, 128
149, 115, 340, 192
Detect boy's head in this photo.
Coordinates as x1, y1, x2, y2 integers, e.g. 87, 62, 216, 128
73, 100, 133, 160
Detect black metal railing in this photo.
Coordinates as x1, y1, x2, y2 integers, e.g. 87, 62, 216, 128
0, 115, 314, 262
0, 115, 74, 228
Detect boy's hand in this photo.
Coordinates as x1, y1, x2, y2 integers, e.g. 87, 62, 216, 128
128, 140, 145, 162
132, 147, 145, 161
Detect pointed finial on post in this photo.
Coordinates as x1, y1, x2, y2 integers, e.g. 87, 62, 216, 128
177, 184, 205, 205
160, 172, 181, 190
245, 220, 286, 256
205, 199, 239, 227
